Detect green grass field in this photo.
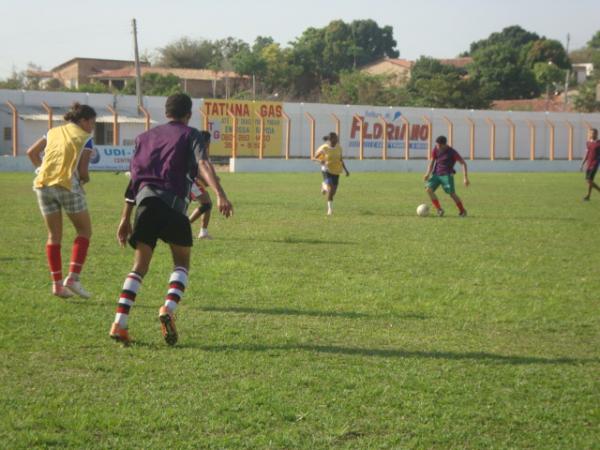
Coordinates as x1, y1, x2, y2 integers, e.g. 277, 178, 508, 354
0, 171, 599, 449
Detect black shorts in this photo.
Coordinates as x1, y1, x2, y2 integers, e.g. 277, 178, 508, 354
586, 166, 598, 181
323, 172, 340, 187
129, 197, 193, 249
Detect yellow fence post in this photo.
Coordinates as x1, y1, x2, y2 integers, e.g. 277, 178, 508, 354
527, 121, 536, 160
304, 112, 315, 159
505, 118, 516, 161
442, 116, 453, 146
465, 118, 475, 160
330, 113, 340, 137
282, 111, 291, 160
485, 118, 496, 160
199, 109, 209, 130
254, 110, 265, 159
422, 115, 432, 159
379, 115, 388, 160
227, 110, 237, 159
353, 114, 365, 160
565, 121, 574, 161
41, 102, 53, 130
400, 116, 410, 160
106, 105, 120, 146
545, 119, 555, 161
138, 105, 151, 131
6, 101, 18, 156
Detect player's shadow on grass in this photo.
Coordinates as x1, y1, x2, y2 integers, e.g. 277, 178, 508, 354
194, 343, 594, 366
195, 305, 428, 321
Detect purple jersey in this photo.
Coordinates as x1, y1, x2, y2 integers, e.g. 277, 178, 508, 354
584, 140, 600, 170
432, 146, 462, 176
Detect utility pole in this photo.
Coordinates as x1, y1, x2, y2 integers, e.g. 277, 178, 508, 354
564, 33, 570, 111
132, 18, 143, 109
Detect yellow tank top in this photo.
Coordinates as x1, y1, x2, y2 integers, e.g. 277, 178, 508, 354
317, 143, 343, 175
34, 123, 92, 191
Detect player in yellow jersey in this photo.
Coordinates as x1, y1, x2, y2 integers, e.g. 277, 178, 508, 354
26, 103, 96, 298
314, 132, 350, 215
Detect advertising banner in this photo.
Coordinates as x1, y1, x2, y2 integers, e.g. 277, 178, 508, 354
89, 146, 133, 171
202, 99, 284, 157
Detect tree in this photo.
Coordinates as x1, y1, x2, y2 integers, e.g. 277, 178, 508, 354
407, 57, 491, 109
587, 30, 600, 49
156, 37, 218, 69
468, 25, 539, 55
574, 80, 600, 112
522, 39, 570, 69
122, 73, 182, 96
470, 43, 540, 99
320, 71, 409, 106
533, 62, 565, 100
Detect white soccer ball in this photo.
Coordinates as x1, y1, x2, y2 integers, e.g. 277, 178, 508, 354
124, 171, 131, 178
416, 204, 430, 217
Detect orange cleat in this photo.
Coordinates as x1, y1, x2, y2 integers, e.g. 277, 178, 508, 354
109, 323, 131, 346
158, 306, 178, 346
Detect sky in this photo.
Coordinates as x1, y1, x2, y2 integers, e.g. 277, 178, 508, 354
1, 0, 599, 79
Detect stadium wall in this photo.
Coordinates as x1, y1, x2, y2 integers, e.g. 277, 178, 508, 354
1, 89, 599, 171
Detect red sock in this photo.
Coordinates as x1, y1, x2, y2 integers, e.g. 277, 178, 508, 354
46, 244, 62, 282
455, 201, 465, 213
69, 236, 90, 275
432, 199, 441, 210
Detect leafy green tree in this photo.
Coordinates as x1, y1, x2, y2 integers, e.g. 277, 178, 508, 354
533, 62, 565, 100
407, 57, 490, 109
522, 39, 570, 69
0, 69, 25, 89
320, 71, 409, 106
156, 37, 219, 69
574, 79, 600, 112
470, 43, 540, 99
468, 25, 539, 55
587, 30, 600, 49
122, 73, 182, 96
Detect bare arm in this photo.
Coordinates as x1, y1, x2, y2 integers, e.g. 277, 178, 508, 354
26, 137, 46, 168
78, 150, 92, 184
423, 159, 435, 181
198, 159, 233, 218
458, 157, 470, 186
341, 158, 350, 176
117, 201, 135, 248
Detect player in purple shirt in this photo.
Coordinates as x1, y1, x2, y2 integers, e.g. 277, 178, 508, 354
581, 128, 600, 201
423, 135, 470, 217
109, 93, 233, 346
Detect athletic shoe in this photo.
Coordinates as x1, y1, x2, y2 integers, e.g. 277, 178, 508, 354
53, 284, 73, 298
198, 232, 213, 240
63, 276, 91, 299
158, 306, 178, 346
459, 209, 468, 218
583, 196, 590, 201
436, 208, 445, 217
109, 323, 131, 346
327, 209, 333, 216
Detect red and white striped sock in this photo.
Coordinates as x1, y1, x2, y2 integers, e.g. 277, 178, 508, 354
68, 236, 89, 280
164, 267, 188, 314
46, 244, 62, 287
114, 271, 143, 328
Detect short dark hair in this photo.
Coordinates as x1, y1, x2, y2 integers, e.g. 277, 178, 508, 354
165, 93, 192, 119
435, 135, 447, 145
323, 132, 338, 142
64, 102, 96, 123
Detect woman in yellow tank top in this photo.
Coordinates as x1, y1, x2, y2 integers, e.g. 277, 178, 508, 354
26, 103, 96, 298
314, 132, 350, 216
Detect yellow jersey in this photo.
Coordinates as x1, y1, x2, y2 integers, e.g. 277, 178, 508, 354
34, 123, 93, 191
317, 143, 343, 175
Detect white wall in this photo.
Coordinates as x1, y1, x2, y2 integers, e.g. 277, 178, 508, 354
1, 89, 599, 163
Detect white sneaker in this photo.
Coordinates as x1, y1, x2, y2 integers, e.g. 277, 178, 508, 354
53, 284, 73, 298
327, 209, 333, 216
198, 232, 213, 240
63, 277, 91, 299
